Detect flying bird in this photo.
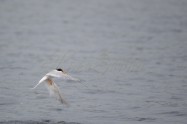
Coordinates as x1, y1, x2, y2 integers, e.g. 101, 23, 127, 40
32, 68, 79, 105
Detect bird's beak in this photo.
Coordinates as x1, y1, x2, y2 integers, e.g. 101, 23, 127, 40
63, 70, 68, 74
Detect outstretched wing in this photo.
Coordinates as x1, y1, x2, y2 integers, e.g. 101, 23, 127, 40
45, 79, 69, 106
32, 69, 78, 90
32, 75, 48, 89
61, 73, 79, 81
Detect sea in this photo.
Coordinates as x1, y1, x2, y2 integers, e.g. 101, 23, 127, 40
0, 0, 187, 124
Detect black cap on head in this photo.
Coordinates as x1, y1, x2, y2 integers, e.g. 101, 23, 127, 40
56, 68, 64, 72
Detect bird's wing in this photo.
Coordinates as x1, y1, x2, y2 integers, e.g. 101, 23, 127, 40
32, 69, 78, 89
45, 79, 69, 106
32, 75, 48, 89
61, 73, 79, 81
46, 70, 79, 81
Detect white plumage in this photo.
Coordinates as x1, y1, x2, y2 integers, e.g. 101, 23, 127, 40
32, 68, 78, 105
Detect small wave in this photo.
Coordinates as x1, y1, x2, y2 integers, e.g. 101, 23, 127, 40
159, 111, 187, 117
0, 120, 81, 124
129, 117, 156, 122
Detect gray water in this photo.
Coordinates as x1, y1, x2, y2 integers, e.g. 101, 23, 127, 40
0, 0, 187, 124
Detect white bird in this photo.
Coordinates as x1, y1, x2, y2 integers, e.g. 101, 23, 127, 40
32, 68, 79, 105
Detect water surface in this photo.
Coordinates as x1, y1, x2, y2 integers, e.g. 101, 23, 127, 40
0, 0, 187, 124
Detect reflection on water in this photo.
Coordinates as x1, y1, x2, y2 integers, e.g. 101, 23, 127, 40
0, 0, 187, 124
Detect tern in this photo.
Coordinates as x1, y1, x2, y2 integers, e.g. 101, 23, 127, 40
32, 68, 79, 105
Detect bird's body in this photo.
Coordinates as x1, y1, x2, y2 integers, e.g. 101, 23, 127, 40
32, 68, 78, 105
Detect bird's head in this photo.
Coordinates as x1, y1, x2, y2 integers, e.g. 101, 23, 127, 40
56, 68, 64, 72
56, 68, 68, 74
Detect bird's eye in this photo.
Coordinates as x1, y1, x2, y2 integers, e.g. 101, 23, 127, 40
56, 68, 63, 72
